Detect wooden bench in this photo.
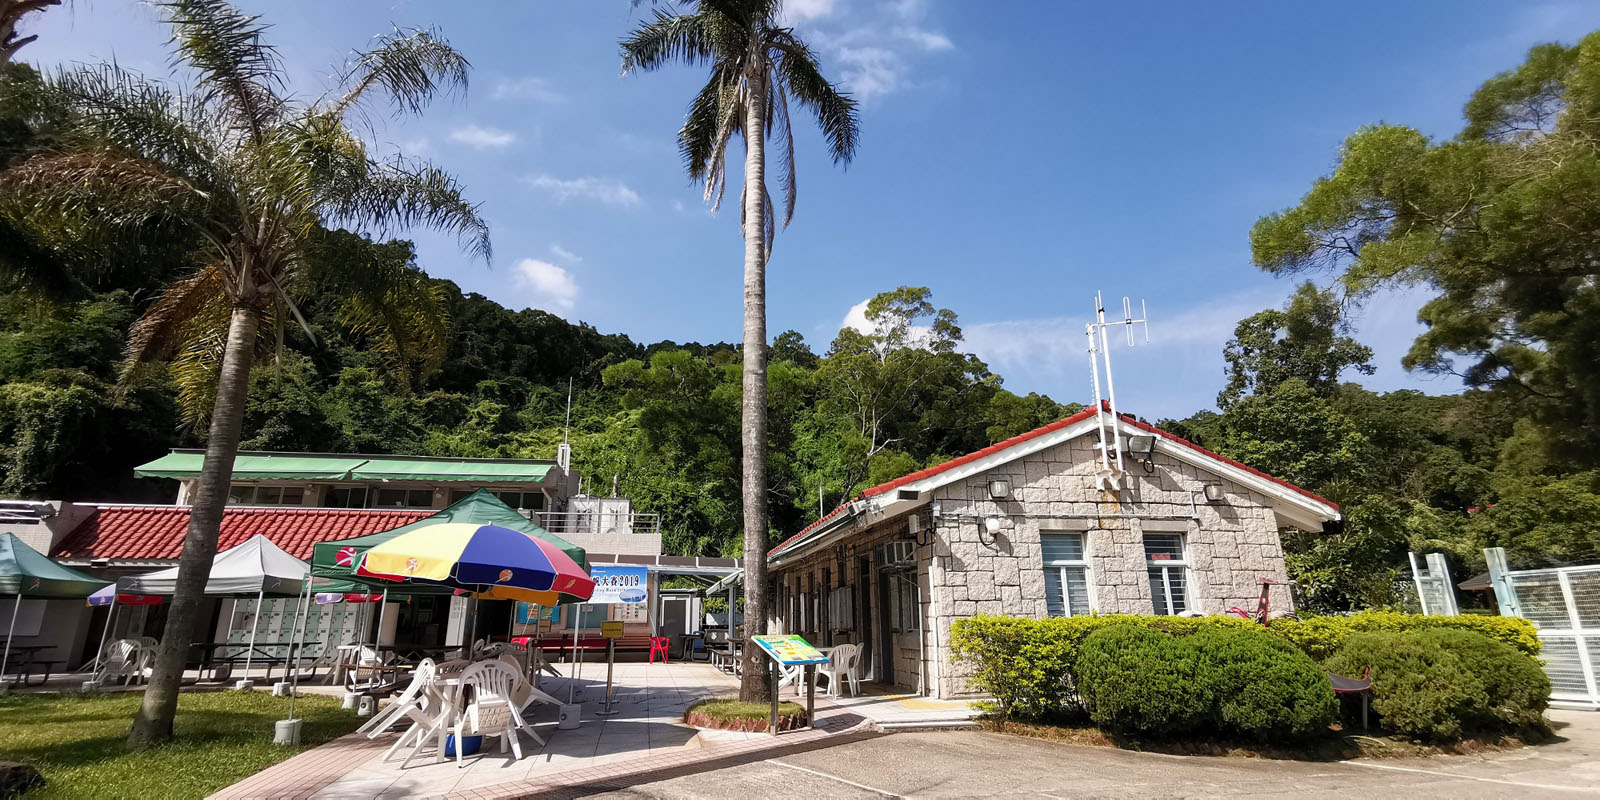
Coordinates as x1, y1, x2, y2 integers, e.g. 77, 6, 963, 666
708, 644, 742, 675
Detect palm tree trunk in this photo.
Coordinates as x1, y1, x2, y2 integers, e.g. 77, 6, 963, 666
128, 303, 260, 747
737, 68, 772, 705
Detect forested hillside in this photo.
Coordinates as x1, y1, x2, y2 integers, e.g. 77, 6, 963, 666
7, 28, 1600, 614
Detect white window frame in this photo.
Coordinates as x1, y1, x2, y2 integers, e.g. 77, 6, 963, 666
1144, 532, 1190, 616
1040, 532, 1093, 617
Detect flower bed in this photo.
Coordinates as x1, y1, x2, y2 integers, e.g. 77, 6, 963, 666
684, 698, 808, 732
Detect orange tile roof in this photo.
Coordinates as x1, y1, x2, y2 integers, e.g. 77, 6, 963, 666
53, 505, 433, 560
769, 403, 1338, 558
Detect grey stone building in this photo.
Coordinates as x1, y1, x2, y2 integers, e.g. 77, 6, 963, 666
766, 405, 1341, 699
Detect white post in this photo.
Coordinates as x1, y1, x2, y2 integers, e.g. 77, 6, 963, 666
568, 604, 582, 704
1096, 302, 1127, 473
1484, 547, 1521, 617
1408, 552, 1431, 616
1086, 323, 1109, 472
287, 577, 313, 721
1, 593, 19, 689
92, 594, 119, 676
243, 588, 265, 676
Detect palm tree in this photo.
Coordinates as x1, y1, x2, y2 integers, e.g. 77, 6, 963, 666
0, 0, 489, 745
0, 0, 61, 64
621, 0, 858, 702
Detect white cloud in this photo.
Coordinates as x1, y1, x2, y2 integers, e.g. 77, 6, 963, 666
513, 258, 579, 315
840, 298, 871, 334
448, 124, 517, 149
802, 2, 954, 102
528, 174, 642, 208
492, 76, 562, 103
548, 243, 582, 263
835, 46, 904, 101
784, 0, 836, 23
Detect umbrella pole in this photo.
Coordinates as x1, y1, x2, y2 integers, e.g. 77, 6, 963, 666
284, 578, 308, 685
93, 595, 119, 678
567, 603, 583, 704
1, 593, 18, 690
243, 588, 265, 680
375, 588, 390, 673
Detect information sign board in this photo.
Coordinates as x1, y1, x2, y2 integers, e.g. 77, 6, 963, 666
590, 565, 649, 605
601, 620, 624, 639
751, 634, 829, 666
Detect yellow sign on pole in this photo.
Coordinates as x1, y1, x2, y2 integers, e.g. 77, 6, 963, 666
539, 620, 552, 633
601, 621, 624, 639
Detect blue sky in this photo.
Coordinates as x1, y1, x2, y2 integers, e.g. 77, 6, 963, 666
23, 1, 1600, 419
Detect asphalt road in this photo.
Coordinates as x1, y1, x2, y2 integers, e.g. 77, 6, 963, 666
576, 710, 1600, 798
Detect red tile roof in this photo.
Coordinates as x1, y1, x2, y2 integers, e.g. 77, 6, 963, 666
53, 506, 433, 560
769, 404, 1338, 558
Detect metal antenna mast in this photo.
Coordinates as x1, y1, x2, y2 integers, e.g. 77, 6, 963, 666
1085, 292, 1150, 479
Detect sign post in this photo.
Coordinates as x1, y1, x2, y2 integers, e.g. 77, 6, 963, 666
587, 565, 648, 718
751, 634, 829, 736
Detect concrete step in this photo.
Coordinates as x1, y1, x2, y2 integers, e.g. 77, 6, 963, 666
875, 719, 981, 732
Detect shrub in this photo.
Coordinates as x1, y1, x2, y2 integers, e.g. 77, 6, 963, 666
1189, 626, 1337, 740
1076, 625, 1207, 736
946, 614, 1253, 719
1269, 611, 1539, 661
1324, 629, 1550, 742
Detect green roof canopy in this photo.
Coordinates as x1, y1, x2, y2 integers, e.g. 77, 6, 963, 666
135, 452, 367, 481
134, 451, 552, 484
309, 490, 586, 587
351, 459, 550, 483
0, 533, 103, 597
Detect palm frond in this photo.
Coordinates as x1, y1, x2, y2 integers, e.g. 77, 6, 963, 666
620, 9, 719, 75
0, 148, 211, 230
772, 35, 859, 165
331, 26, 469, 119
311, 236, 450, 384
156, 0, 285, 143
768, 77, 796, 228
48, 63, 225, 191
327, 154, 492, 263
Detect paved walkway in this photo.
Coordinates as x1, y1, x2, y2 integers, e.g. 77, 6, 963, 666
212, 661, 874, 800
590, 708, 1600, 798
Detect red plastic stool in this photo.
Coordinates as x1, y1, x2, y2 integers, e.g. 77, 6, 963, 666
649, 636, 670, 664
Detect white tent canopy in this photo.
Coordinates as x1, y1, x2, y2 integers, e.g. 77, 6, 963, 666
118, 534, 308, 597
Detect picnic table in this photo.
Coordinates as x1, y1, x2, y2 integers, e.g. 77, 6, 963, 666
0, 643, 60, 687
191, 641, 304, 682
708, 641, 743, 675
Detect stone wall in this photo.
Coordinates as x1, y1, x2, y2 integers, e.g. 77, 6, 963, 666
771, 428, 1303, 698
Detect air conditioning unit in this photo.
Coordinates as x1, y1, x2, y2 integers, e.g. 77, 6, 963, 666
878, 540, 917, 569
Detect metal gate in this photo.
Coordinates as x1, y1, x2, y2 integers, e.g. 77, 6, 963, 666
1486, 548, 1600, 708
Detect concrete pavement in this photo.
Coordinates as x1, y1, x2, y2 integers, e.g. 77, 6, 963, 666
576, 709, 1600, 798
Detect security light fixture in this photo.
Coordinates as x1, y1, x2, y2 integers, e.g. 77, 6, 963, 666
1127, 435, 1156, 459
987, 479, 1011, 500
1203, 483, 1226, 503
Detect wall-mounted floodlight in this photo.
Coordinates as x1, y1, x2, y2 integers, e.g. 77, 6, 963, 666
1127, 435, 1156, 459
987, 479, 1011, 500
1203, 484, 1226, 503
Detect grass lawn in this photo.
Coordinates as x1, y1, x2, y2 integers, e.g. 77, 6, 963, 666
0, 690, 361, 799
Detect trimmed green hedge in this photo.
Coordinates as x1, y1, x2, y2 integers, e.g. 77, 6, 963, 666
1268, 612, 1540, 661
1076, 624, 1336, 740
945, 614, 1256, 719
1325, 629, 1550, 742
947, 611, 1541, 722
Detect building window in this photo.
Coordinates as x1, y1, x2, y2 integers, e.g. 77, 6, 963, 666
323, 487, 368, 508
1041, 532, 1091, 617
1144, 532, 1189, 616
228, 485, 305, 506
495, 490, 545, 510
373, 488, 434, 508
886, 573, 920, 632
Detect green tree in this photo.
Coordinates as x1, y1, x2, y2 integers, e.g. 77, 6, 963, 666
1251, 34, 1600, 469
0, 0, 488, 745
1219, 283, 1373, 408
621, 0, 859, 702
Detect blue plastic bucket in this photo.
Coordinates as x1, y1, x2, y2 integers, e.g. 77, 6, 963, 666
444, 734, 483, 757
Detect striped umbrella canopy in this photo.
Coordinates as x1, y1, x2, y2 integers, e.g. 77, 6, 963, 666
356, 522, 595, 602
86, 583, 163, 607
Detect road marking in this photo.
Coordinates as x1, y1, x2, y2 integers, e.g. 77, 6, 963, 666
767, 759, 904, 797
1338, 760, 1600, 794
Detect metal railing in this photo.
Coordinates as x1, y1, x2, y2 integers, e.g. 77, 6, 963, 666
523, 509, 661, 536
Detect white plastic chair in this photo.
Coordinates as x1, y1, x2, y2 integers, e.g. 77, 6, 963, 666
98, 639, 144, 686
497, 653, 561, 710
362, 658, 436, 737
818, 643, 862, 697
450, 659, 542, 767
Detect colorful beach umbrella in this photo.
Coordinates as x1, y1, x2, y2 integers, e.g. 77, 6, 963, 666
86, 583, 163, 607
356, 522, 595, 601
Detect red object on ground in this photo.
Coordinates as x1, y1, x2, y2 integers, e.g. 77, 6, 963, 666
649, 636, 670, 664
